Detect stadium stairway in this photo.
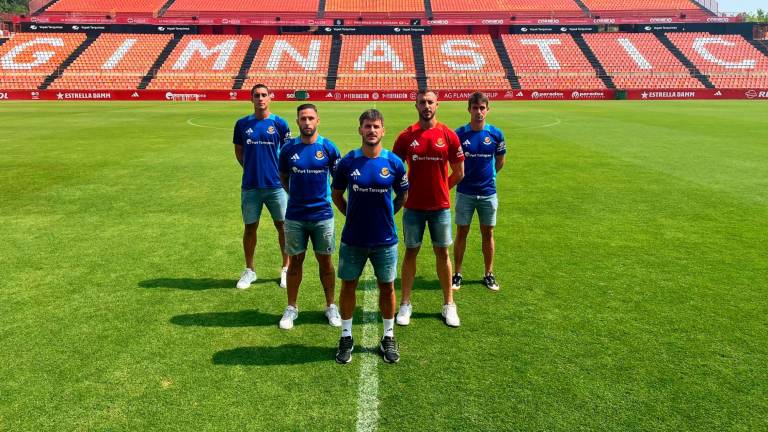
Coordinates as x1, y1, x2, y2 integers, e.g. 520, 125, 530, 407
572, 0, 592, 18
318, 0, 326, 18
424, 0, 433, 19
411, 34, 428, 90
689, 0, 715, 16
233, 39, 261, 90
157, 0, 178, 18
573, 33, 615, 88
656, 32, 714, 88
32, 0, 61, 16
139, 35, 182, 90
747, 39, 768, 59
492, 37, 521, 89
40, 35, 97, 90
325, 35, 342, 90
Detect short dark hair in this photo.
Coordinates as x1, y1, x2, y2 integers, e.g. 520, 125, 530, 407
251, 83, 269, 97
297, 103, 318, 114
468, 92, 489, 108
359, 109, 384, 126
416, 89, 437, 99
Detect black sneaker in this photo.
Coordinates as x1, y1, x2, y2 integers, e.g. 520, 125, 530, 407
379, 336, 400, 364
451, 272, 462, 290
483, 272, 500, 291
335, 336, 354, 364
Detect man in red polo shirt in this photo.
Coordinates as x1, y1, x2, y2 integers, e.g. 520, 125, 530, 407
393, 90, 465, 327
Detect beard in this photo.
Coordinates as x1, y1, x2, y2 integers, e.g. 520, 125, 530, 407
419, 110, 435, 122
300, 126, 316, 137
364, 136, 381, 147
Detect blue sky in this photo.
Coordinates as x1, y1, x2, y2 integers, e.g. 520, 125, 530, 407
716, 0, 765, 13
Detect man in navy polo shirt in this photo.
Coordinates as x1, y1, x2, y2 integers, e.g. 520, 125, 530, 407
232, 84, 291, 290
278, 104, 342, 330
452, 92, 507, 291
331, 109, 408, 364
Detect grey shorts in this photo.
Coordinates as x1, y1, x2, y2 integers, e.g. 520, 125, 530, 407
284, 218, 336, 256
455, 192, 498, 227
241, 188, 287, 225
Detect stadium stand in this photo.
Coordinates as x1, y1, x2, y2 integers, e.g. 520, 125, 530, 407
501, 34, 605, 89
324, 0, 424, 16
49, 33, 173, 90
666, 32, 768, 88
579, 0, 712, 18
46, 0, 168, 17
422, 34, 510, 89
584, 33, 704, 88
147, 34, 251, 90
429, 0, 584, 18
335, 35, 417, 90
0, 32, 86, 89
243, 35, 332, 90
164, 0, 319, 18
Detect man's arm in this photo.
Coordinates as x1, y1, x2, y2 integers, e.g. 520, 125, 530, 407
495, 154, 505, 173
234, 144, 244, 167
332, 188, 347, 216
393, 190, 408, 214
280, 172, 290, 193
448, 161, 464, 189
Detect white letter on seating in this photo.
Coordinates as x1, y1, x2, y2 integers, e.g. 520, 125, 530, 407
102, 38, 137, 70
617, 38, 652, 70
267, 39, 321, 71
520, 39, 562, 70
354, 39, 404, 71
1, 38, 64, 70
693, 38, 755, 69
173, 39, 238, 71
441, 40, 486, 71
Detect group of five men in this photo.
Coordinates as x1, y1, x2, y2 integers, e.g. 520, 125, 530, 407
232, 85, 506, 364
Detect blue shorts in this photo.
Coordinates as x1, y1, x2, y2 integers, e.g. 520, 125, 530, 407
402, 208, 452, 249
284, 218, 336, 256
455, 192, 498, 227
241, 188, 287, 225
338, 243, 398, 283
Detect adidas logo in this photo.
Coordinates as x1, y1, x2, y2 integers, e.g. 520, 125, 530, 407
291, 154, 300, 161
130, 92, 139, 98
246, 128, 253, 134
463, 140, 470, 146
410, 140, 419, 148
351, 169, 362, 177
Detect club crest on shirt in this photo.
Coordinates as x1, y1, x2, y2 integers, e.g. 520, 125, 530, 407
315, 150, 326, 160
267, 126, 276, 134
379, 167, 391, 178
435, 138, 445, 148
483, 136, 492, 145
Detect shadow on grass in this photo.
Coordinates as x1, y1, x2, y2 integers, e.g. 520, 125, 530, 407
411, 276, 442, 291
409, 312, 444, 323
138, 277, 279, 290
170, 309, 328, 327
213, 344, 332, 365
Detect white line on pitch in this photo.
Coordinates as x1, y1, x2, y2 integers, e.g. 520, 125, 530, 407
186, 117, 230, 130
510, 118, 563, 130
356, 264, 379, 432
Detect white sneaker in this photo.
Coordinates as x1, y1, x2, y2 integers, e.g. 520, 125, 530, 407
396, 303, 412, 326
325, 304, 342, 327
279, 267, 288, 289
236, 268, 256, 289
279, 305, 298, 330
442, 303, 460, 327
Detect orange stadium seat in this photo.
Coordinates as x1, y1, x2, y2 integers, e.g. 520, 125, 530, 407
335, 35, 417, 90
46, 0, 167, 15
580, 0, 710, 18
583, 33, 703, 88
0, 32, 86, 89
50, 33, 172, 90
324, 0, 424, 14
165, 0, 319, 17
430, 0, 583, 18
422, 35, 509, 89
501, 34, 605, 89
243, 35, 331, 90
666, 33, 768, 87
147, 34, 252, 90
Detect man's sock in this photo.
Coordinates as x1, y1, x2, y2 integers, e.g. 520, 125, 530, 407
382, 318, 394, 338
341, 319, 353, 338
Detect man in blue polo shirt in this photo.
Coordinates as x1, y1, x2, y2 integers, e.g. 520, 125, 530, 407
331, 109, 408, 364
277, 104, 342, 330
232, 84, 291, 290
452, 92, 507, 291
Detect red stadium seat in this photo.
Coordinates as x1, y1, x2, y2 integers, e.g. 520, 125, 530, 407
165, 0, 319, 18
46, 0, 167, 16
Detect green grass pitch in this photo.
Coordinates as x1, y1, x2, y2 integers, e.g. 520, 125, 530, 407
0, 100, 766, 431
